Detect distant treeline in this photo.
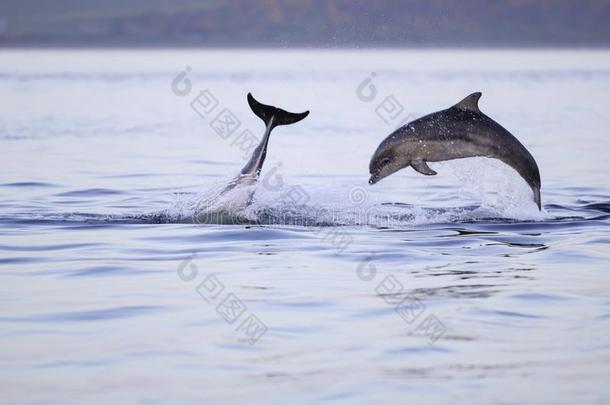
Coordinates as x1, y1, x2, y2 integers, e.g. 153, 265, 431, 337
0, 0, 609, 47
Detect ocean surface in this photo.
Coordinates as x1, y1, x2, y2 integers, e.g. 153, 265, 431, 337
1, 49, 609, 403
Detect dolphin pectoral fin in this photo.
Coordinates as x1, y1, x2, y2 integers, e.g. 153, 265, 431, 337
411, 161, 437, 176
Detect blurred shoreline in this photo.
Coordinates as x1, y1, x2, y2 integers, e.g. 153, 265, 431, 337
1, 45, 610, 50
1, 0, 608, 49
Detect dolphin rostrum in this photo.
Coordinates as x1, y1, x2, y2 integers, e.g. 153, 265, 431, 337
219, 93, 309, 198
368, 92, 542, 209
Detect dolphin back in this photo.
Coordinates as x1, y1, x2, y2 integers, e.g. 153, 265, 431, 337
247, 93, 309, 128
444, 93, 542, 210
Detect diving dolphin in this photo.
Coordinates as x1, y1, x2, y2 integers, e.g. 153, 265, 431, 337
368, 92, 542, 209
220, 93, 309, 197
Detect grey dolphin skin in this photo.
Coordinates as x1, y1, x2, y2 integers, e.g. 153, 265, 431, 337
368, 92, 542, 209
220, 93, 309, 195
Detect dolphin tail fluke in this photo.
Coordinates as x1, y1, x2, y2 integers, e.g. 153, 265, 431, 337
247, 93, 309, 128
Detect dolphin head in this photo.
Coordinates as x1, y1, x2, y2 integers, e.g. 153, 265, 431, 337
368, 129, 412, 185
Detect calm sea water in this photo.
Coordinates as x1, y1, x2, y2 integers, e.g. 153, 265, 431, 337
1, 49, 609, 403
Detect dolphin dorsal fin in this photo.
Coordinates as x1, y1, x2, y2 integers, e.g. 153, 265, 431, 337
453, 92, 482, 112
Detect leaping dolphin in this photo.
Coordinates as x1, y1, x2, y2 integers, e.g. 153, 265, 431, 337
368, 92, 542, 210
219, 93, 309, 199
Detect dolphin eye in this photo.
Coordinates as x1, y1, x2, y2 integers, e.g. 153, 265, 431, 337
380, 157, 391, 166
